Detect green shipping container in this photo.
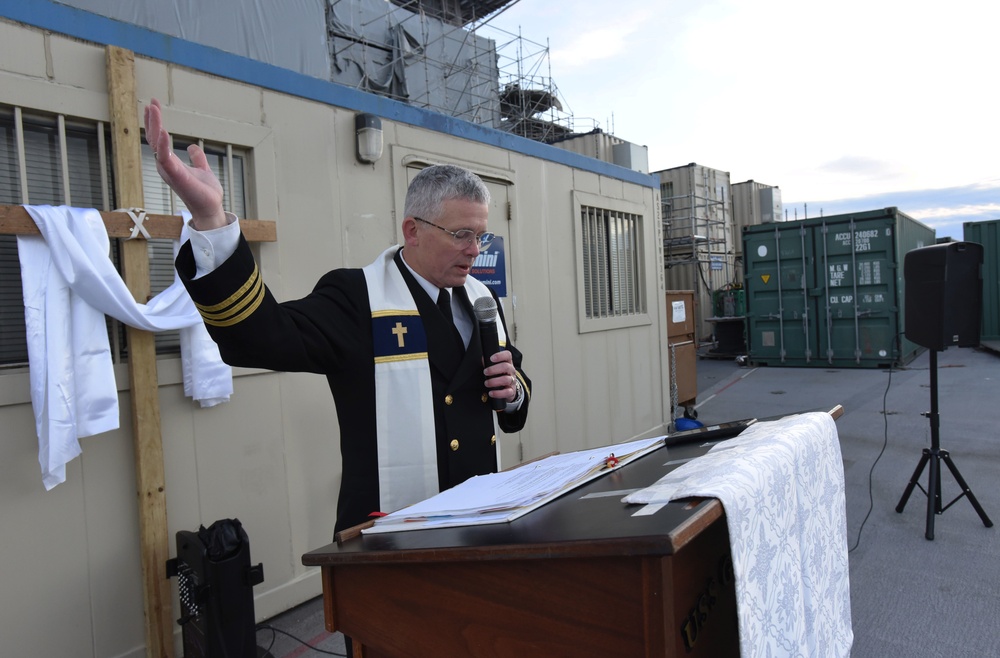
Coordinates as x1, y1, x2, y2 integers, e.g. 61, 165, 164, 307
743, 207, 935, 368
963, 219, 1000, 350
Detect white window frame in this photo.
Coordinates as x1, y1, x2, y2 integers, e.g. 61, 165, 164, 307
573, 190, 650, 333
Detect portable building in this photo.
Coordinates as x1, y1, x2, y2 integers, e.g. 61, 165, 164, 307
657, 163, 736, 342
743, 207, 934, 368
731, 179, 782, 261
0, 4, 668, 657
550, 129, 650, 173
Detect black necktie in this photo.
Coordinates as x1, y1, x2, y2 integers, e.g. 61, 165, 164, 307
437, 288, 453, 323
437, 288, 465, 349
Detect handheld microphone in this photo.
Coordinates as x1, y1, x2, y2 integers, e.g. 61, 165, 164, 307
474, 296, 507, 411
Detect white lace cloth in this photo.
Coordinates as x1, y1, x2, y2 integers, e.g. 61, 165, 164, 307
624, 412, 853, 657
17, 205, 232, 490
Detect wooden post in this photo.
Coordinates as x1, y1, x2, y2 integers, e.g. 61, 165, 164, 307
106, 46, 174, 658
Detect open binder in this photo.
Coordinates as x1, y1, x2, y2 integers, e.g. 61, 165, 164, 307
364, 435, 666, 534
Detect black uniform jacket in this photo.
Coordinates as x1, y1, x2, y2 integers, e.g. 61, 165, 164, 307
177, 237, 531, 532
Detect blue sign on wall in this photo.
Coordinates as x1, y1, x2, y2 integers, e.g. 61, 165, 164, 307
471, 236, 507, 297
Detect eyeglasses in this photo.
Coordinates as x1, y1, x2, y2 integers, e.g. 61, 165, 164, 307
414, 216, 495, 250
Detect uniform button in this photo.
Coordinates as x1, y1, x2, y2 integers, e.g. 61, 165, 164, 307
450, 439, 460, 451
445, 395, 454, 405
481, 393, 489, 403
202, 248, 212, 259
490, 435, 496, 445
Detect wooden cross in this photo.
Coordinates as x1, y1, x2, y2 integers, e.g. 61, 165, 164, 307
0, 47, 276, 658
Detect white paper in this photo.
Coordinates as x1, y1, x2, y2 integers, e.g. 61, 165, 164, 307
365, 436, 664, 533
671, 300, 686, 323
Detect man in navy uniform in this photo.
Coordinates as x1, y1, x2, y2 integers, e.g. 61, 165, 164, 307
145, 99, 530, 535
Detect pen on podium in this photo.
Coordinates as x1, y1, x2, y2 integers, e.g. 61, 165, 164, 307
334, 512, 386, 544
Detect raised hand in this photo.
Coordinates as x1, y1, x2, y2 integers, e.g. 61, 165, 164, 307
144, 98, 228, 230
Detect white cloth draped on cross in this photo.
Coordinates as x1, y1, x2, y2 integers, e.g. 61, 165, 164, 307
17, 205, 232, 490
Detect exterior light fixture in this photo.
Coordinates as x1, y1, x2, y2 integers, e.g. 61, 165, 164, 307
355, 113, 383, 164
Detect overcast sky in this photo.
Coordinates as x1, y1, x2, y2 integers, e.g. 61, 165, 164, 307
484, 0, 999, 239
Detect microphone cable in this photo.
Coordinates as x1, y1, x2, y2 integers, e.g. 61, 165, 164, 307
848, 333, 903, 553
256, 623, 346, 656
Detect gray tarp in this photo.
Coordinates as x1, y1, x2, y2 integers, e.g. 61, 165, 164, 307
60, 0, 331, 79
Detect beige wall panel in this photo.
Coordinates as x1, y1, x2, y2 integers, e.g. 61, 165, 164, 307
0, 370, 30, 405
157, 382, 208, 534
276, 372, 342, 582
0, 405, 96, 657
585, 273, 665, 445
157, 384, 202, 537
334, 115, 400, 267
622, 327, 661, 431
508, 155, 553, 460
249, 129, 280, 221
50, 32, 108, 94
507, 166, 666, 461
572, 168, 602, 196
133, 56, 170, 108
259, 95, 350, 292
393, 122, 512, 173
80, 425, 147, 658
598, 173, 625, 199
178, 375, 291, 569
157, 372, 330, 622
0, 69, 109, 121
609, 332, 639, 433
156, 379, 210, 646
623, 177, 648, 205
509, 162, 571, 459
171, 67, 262, 127
134, 76, 269, 151
0, 19, 47, 78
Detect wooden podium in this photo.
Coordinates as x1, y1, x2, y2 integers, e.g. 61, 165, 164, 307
302, 439, 739, 657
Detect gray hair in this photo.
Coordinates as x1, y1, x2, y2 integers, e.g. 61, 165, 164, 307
403, 164, 490, 221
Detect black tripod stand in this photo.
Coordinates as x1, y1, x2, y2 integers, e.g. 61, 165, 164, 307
895, 349, 993, 540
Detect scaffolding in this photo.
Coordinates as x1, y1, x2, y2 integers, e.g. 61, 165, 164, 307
325, 0, 585, 142
658, 164, 737, 343
486, 23, 577, 142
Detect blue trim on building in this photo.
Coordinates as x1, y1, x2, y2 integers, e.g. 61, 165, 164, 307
3, 0, 657, 189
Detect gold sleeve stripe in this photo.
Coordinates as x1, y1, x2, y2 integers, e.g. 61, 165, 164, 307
196, 264, 262, 314
198, 272, 266, 327
201, 280, 265, 327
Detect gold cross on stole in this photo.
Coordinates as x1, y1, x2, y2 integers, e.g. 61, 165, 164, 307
392, 321, 408, 348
